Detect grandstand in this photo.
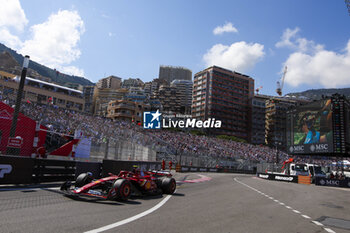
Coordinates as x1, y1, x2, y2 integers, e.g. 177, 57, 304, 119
2, 99, 340, 168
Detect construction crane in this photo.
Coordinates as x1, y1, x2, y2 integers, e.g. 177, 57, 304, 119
255, 86, 263, 94
276, 66, 287, 96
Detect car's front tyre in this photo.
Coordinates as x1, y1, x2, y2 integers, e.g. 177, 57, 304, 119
161, 177, 176, 194
75, 172, 93, 187
112, 179, 131, 201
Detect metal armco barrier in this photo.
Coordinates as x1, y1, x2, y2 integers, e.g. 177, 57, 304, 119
0, 156, 164, 184
75, 161, 102, 179
33, 158, 76, 183
218, 168, 255, 174
102, 159, 161, 177
315, 177, 350, 188
0, 155, 34, 184
257, 173, 298, 183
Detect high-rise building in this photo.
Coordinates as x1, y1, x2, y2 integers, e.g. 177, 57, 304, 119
170, 79, 193, 114
83, 86, 95, 114
251, 94, 272, 145
192, 66, 254, 140
159, 65, 192, 84
96, 76, 122, 89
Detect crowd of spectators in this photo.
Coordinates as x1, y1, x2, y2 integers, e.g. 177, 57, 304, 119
3, 100, 346, 166
146, 130, 290, 163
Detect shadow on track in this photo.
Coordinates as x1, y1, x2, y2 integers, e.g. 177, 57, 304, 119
172, 192, 185, 197
62, 194, 129, 205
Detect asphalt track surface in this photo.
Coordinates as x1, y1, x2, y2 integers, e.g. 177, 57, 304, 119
0, 173, 350, 233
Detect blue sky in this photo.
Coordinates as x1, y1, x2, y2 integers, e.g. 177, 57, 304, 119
0, 0, 349, 96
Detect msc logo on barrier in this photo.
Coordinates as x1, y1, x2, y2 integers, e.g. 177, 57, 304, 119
143, 110, 162, 129
0, 164, 12, 178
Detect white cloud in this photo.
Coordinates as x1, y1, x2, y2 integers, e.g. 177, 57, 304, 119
275, 27, 323, 53
0, 0, 28, 31
20, 10, 85, 70
275, 27, 299, 49
0, 0, 26, 50
283, 41, 350, 88
277, 28, 350, 88
213, 22, 238, 35
101, 14, 111, 19
0, 28, 23, 49
59, 65, 85, 77
203, 41, 265, 72
0, 6, 85, 78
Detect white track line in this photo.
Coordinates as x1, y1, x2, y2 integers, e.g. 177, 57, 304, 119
312, 221, 324, 226
234, 178, 336, 233
324, 228, 336, 233
84, 192, 175, 233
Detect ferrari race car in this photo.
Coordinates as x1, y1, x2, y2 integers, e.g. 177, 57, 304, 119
60, 170, 176, 201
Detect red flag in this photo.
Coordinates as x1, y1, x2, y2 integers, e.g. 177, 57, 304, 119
26, 100, 31, 104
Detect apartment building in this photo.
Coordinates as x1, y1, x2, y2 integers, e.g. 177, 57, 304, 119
192, 66, 254, 140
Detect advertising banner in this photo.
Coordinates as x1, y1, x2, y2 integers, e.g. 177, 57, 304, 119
257, 173, 298, 183
0, 156, 34, 184
315, 177, 350, 188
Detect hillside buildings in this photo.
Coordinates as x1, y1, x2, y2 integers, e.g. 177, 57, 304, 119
0, 70, 84, 112
96, 75, 122, 89
93, 87, 128, 116
107, 100, 150, 124
122, 78, 144, 89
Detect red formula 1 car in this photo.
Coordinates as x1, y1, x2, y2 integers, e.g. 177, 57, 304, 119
60, 170, 176, 201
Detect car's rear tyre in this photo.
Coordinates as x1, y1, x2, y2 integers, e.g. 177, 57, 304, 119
161, 177, 176, 194
112, 179, 131, 201
75, 173, 93, 187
